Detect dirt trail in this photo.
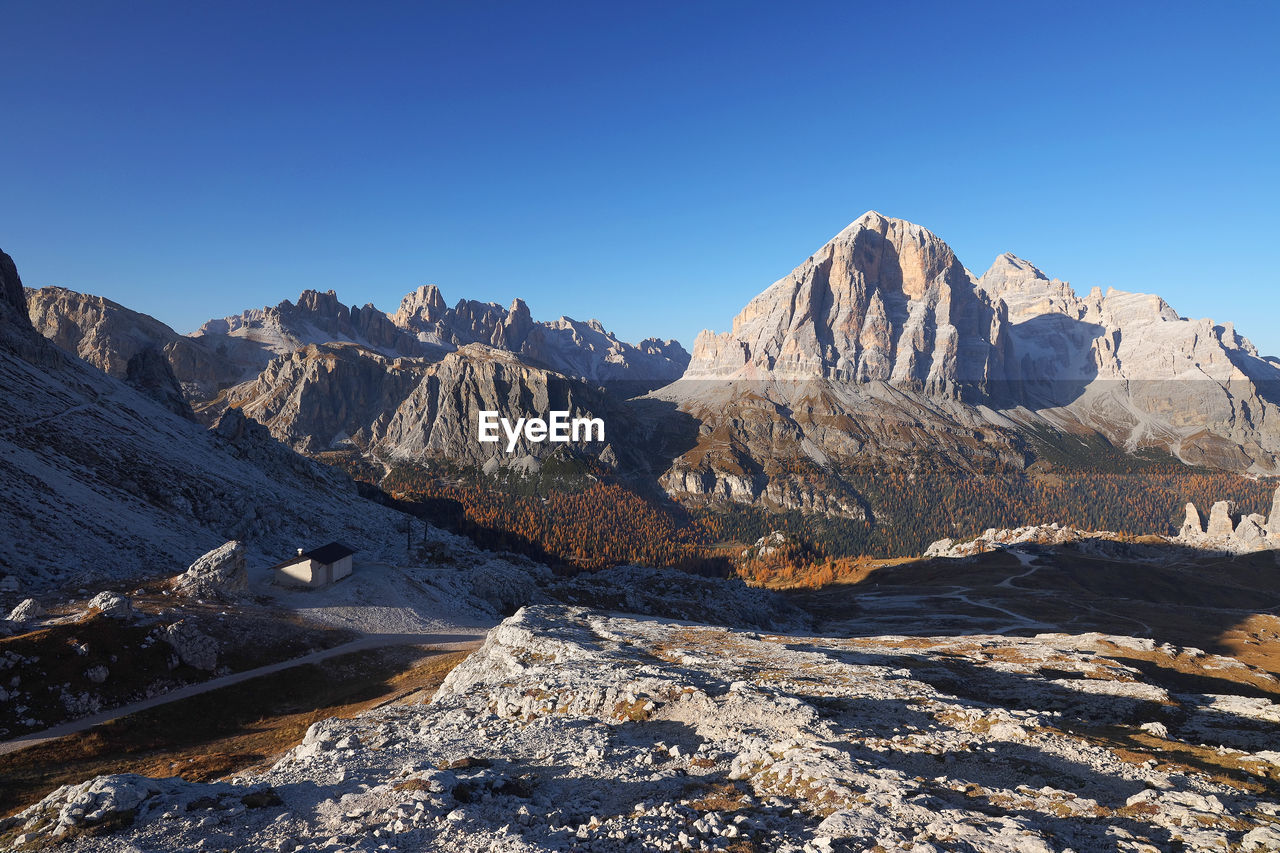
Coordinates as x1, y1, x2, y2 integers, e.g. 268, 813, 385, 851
0, 631, 481, 757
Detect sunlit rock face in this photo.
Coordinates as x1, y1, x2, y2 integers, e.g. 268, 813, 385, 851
661, 211, 1280, 516
685, 211, 1009, 400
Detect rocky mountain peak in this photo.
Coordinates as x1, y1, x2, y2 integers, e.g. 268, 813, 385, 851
393, 284, 448, 328
979, 253, 1050, 289
684, 212, 1006, 395
293, 289, 346, 319
0, 249, 26, 322
0, 249, 33, 334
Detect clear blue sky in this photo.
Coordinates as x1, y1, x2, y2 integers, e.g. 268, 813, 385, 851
2, 1, 1277, 354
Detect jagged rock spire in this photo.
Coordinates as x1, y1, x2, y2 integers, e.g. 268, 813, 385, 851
1181, 502, 1203, 536
1207, 501, 1237, 537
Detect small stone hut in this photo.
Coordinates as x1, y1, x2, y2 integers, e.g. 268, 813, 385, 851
272, 542, 356, 589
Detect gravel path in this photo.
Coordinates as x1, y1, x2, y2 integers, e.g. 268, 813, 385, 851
0, 631, 482, 757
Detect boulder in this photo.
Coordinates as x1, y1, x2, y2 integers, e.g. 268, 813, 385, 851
163, 620, 219, 671
87, 591, 133, 619
173, 540, 247, 601
1234, 515, 1267, 547
1207, 501, 1237, 537
6, 597, 45, 622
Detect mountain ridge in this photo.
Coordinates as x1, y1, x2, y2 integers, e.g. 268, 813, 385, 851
1, 249, 412, 590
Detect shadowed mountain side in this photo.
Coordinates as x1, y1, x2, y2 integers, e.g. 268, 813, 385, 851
989, 312, 1105, 408
0, 248, 412, 590
25, 286, 267, 403
792, 541, 1280, 671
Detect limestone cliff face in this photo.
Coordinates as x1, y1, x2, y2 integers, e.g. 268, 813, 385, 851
24, 286, 206, 413
659, 211, 1280, 516
684, 212, 1009, 400
207, 344, 427, 454
976, 253, 1280, 473
28, 286, 186, 377
377, 346, 632, 469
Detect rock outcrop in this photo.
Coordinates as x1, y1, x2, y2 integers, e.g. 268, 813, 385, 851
87, 591, 134, 619
1, 251, 57, 364
172, 541, 248, 601
1176, 495, 1279, 553
1207, 501, 1238, 537
924, 523, 1117, 558
1269, 487, 1280, 537
162, 619, 219, 671
6, 606, 1277, 852
5, 598, 44, 623
1182, 502, 1204, 537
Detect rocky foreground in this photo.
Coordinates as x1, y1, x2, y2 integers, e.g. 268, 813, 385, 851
6, 605, 1280, 852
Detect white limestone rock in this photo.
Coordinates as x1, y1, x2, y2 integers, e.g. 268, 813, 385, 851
172, 540, 247, 601
6, 597, 44, 623
87, 591, 133, 620
1181, 502, 1204, 536
1236, 514, 1267, 546
162, 619, 219, 671
3, 606, 1274, 852
1207, 501, 1237, 537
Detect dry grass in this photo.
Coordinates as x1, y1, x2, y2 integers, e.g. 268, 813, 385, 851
1046, 721, 1280, 797
611, 699, 652, 722
682, 780, 752, 812
0, 645, 470, 818
0, 609, 356, 739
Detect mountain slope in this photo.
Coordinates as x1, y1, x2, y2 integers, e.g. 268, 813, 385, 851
977, 253, 1280, 471
0, 250, 408, 590
25, 286, 260, 405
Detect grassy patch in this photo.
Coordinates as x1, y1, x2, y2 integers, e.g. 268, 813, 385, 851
0, 645, 470, 818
